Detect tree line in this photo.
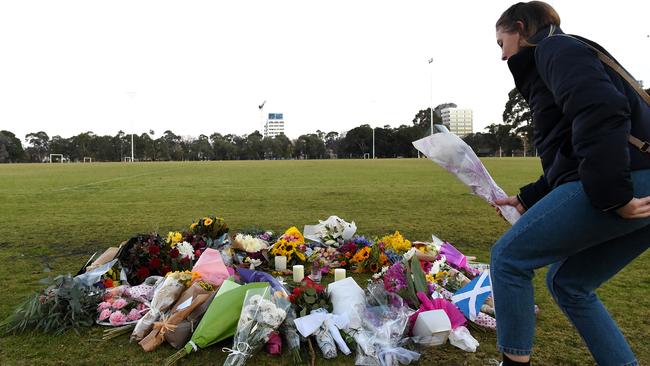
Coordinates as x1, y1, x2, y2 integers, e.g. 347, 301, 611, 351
2, 88, 648, 163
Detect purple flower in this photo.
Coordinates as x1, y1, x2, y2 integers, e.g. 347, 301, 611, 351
353, 235, 373, 247
383, 263, 408, 293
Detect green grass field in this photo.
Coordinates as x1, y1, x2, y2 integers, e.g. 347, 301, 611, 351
0, 159, 648, 365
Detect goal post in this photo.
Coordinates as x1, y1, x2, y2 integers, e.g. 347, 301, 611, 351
83, 157, 92, 163
363, 153, 370, 159
49, 154, 63, 163
123, 157, 132, 162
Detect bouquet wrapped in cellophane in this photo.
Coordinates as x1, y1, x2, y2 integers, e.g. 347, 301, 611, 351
131, 271, 194, 341
138, 280, 215, 351
223, 286, 290, 366
412, 126, 520, 225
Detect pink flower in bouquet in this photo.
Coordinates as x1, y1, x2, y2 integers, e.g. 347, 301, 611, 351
98, 301, 112, 311
98, 308, 112, 322
136, 303, 148, 312
109, 311, 128, 326
112, 298, 128, 310
126, 308, 142, 321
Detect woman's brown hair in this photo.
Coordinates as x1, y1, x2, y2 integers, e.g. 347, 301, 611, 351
496, 1, 560, 40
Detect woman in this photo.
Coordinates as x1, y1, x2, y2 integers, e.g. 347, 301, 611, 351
491, 2, 650, 365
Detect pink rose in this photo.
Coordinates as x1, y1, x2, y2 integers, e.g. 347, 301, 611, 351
112, 298, 128, 310
126, 308, 142, 322
97, 301, 112, 311
98, 308, 111, 322
109, 311, 127, 326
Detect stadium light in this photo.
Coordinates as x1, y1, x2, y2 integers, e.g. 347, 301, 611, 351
428, 57, 434, 136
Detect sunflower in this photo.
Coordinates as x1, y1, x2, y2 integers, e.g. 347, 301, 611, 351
203, 218, 214, 226
190, 223, 198, 230
369, 263, 379, 273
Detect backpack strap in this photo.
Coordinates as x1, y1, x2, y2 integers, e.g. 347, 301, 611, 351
551, 34, 650, 154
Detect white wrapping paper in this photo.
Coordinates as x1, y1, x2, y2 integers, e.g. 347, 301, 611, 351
413, 133, 520, 225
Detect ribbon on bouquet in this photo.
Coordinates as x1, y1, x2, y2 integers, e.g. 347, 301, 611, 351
293, 308, 351, 355
222, 342, 252, 357
377, 346, 421, 366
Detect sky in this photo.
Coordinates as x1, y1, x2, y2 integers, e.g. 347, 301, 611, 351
1, 0, 648, 143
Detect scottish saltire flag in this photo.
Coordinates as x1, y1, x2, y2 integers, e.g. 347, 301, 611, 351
451, 270, 491, 321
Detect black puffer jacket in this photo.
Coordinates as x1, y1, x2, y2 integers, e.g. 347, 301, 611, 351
507, 26, 650, 211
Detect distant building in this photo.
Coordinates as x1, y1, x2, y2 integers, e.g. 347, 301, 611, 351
434, 103, 457, 117
264, 113, 285, 138
441, 107, 473, 137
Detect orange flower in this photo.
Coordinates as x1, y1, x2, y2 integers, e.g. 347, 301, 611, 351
203, 218, 213, 226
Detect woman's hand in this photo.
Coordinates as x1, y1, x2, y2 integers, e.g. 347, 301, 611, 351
491, 196, 526, 223
494, 196, 526, 215
616, 197, 650, 219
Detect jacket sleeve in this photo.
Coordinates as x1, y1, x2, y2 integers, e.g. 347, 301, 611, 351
534, 36, 633, 211
517, 175, 551, 210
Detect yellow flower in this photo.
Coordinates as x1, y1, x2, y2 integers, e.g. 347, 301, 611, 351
167, 231, 183, 246
203, 218, 213, 226
381, 231, 412, 254
283, 226, 305, 244
190, 223, 198, 230
296, 251, 306, 262
351, 247, 371, 264
191, 271, 202, 282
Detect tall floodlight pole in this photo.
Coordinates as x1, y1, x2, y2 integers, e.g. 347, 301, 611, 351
126, 91, 137, 162
258, 100, 266, 136
372, 127, 375, 159
428, 57, 434, 135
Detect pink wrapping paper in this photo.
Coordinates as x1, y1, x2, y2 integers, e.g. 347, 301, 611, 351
191, 248, 229, 287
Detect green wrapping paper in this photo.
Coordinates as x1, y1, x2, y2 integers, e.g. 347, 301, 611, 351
164, 281, 269, 366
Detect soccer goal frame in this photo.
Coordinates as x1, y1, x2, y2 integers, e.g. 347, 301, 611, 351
123, 156, 132, 162
83, 157, 92, 163
49, 154, 64, 163
363, 153, 370, 159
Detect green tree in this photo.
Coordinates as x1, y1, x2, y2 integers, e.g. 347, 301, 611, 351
0, 130, 25, 162
341, 125, 372, 158
193, 134, 213, 160
272, 134, 292, 159
25, 131, 50, 162
412, 107, 443, 133
503, 88, 533, 155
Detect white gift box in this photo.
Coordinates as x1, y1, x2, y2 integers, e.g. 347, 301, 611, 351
412, 309, 452, 346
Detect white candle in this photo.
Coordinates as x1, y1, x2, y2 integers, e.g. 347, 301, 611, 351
274, 256, 287, 271
334, 268, 346, 282
293, 265, 304, 282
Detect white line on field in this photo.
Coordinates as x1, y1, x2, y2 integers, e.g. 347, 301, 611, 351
56, 169, 175, 192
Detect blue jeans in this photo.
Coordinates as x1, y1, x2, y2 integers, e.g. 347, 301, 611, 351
490, 169, 650, 366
